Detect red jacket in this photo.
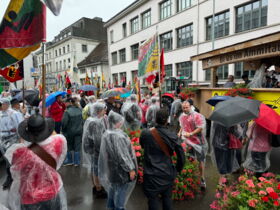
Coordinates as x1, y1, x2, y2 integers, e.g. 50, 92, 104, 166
49, 101, 66, 122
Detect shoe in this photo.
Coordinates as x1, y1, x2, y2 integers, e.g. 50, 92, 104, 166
2, 177, 13, 190
200, 178, 206, 190
95, 189, 107, 199
74, 164, 79, 167
74, 152, 80, 166
63, 152, 73, 166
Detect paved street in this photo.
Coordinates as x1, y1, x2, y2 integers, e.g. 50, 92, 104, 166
1, 148, 280, 210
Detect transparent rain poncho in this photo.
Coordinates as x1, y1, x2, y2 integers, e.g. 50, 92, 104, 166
210, 122, 240, 175
82, 103, 107, 171
98, 111, 137, 208
243, 122, 272, 173
122, 102, 142, 131
4, 134, 68, 210
179, 111, 208, 160
248, 64, 266, 88
146, 97, 160, 128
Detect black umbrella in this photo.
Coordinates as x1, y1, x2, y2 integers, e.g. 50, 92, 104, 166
13, 90, 40, 107
209, 96, 261, 127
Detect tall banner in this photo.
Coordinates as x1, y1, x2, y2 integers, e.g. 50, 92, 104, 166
138, 34, 159, 83
0, 60, 24, 82
0, 0, 46, 68
85, 73, 91, 85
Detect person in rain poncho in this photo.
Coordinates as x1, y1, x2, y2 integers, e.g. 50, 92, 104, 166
98, 111, 137, 210
82, 102, 108, 198
122, 94, 142, 131
61, 98, 83, 166
82, 95, 96, 120
170, 94, 182, 133
146, 97, 160, 128
178, 101, 208, 189
243, 122, 272, 177
210, 122, 243, 183
4, 110, 67, 210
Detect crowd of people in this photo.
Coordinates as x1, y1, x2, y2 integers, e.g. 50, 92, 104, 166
0, 88, 277, 210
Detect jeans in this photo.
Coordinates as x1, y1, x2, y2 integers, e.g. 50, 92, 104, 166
107, 183, 129, 210
143, 183, 173, 210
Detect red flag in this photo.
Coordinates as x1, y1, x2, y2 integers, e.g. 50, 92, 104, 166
145, 74, 156, 84
0, 61, 24, 82
65, 72, 71, 89
160, 48, 165, 83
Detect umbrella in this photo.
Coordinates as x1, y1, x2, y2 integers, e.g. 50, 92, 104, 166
46, 91, 67, 107
101, 88, 129, 99
209, 96, 261, 127
255, 103, 280, 135
120, 92, 131, 98
14, 90, 40, 107
206, 95, 232, 106
79, 85, 98, 91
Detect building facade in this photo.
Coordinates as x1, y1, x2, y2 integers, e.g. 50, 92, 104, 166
105, 0, 280, 91
36, 17, 107, 90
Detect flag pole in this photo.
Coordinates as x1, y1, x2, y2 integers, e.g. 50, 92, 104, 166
22, 80, 25, 109
41, 42, 46, 118
156, 31, 162, 108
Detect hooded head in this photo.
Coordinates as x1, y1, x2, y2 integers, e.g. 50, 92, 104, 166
91, 102, 106, 117
108, 111, 124, 130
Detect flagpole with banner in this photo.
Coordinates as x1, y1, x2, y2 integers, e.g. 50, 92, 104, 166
41, 43, 46, 118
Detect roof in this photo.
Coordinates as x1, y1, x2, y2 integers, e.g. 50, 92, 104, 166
77, 42, 108, 67
191, 31, 280, 61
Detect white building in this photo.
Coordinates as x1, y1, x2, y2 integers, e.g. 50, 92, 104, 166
36, 17, 107, 90
105, 0, 280, 91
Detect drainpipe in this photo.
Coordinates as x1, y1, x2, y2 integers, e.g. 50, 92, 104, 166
195, 0, 200, 85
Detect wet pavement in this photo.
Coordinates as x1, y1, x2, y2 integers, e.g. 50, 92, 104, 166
0, 148, 279, 210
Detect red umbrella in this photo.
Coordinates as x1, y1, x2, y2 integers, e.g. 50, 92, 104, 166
255, 103, 280, 135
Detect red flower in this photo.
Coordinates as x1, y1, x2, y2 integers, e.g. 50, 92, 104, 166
188, 169, 193, 173
278, 184, 280, 190
183, 185, 187, 188
182, 169, 187, 173
274, 201, 279, 206
261, 196, 269, 202
269, 192, 278, 200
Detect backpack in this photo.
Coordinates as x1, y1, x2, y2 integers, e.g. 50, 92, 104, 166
271, 134, 280, 147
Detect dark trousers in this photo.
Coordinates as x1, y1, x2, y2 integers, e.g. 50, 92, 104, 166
21, 194, 61, 210
67, 135, 82, 152
54, 121, 62, 134
143, 177, 173, 210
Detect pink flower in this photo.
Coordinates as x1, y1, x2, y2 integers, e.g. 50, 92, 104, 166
210, 200, 219, 209
248, 199, 257, 207
181, 142, 187, 148
257, 183, 263, 188
266, 187, 275, 193
258, 177, 266, 182
231, 191, 240, 197
215, 192, 221, 198
262, 172, 275, 178
258, 190, 267, 196
135, 152, 141, 157
246, 179, 255, 188
134, 145, 141, 151
219, 177, 227, 184
238, 176, 246, 182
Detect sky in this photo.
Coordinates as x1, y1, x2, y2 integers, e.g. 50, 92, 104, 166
0, 0, 135, 41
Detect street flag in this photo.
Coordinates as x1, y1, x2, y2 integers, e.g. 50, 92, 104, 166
101, 72, 105, 87
160, 48, 165, 83
43, 0, 63, 16
0, 60, 24, 82
138, 34, 159, 84
85, 73, 91, 85
0, 0, 46, 68
134, 76, 141, 102
65, 72, 71, 89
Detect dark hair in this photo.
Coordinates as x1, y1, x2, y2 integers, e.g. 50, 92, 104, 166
242, 74, 248, 79
66, 97, 75, 104
156, 108, 169, 125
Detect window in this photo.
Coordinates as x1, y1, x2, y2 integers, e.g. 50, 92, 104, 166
236, 0, 267, 33
67, 45, 70, 52
82, 44, 87, 53
131, 44, 139, 60
177, 24, 193, 48
110, 30, 114, 43
234, 62, 256, 79
119, 49, 126, 63
113, 73, 118, 85
56, 62, 58, 71
55, 50, 57, 57
111, 52, 118, 65
205, 64, 229, 80
160, 0, 172, 20
206, 11, 229, 40
141, 9, 151, 29
80, 68, 86, 74
165, 64, 173, 77
177, 0, 192, 12
120, 72, 127, 87
130, 17, 139, 34
0, 77, 9, 90
160, 31, 173, 51
59, 49, 61, 55
49, 52, 51, 59
131, 70, 138, 83
63, 60, 66, 69
122, 23, 127, 38
176, 61, 192, 79
63, 47, 65, 54
59, 61, 62, 70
